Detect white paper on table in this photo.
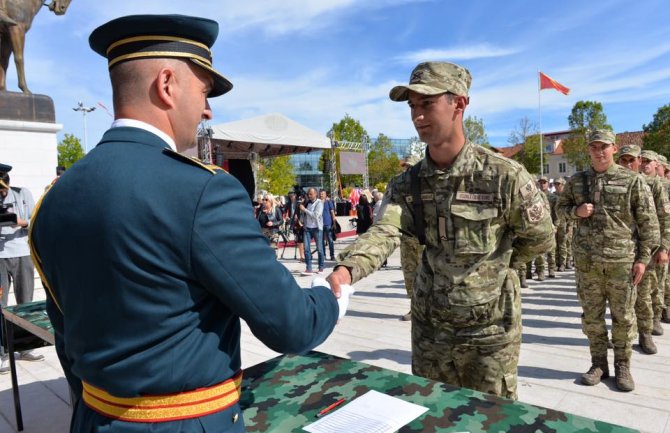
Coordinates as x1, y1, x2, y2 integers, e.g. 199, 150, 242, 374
303, 390, 428, 433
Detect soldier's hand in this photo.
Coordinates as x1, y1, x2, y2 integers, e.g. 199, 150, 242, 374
575, 203, 594, 218
327, 266, 352, 299
655, 249, 669, 265
631, 262, 646, 286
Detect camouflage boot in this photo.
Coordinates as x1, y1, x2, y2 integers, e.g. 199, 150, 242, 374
652, 318, 664, 336
519, 272, 528, 288
662, 307, 670, 324
537, 270, 546, 281
638, 333, 657, 355
557, 265, 565, 272
548, 270, 556, 278
614, 359, 635, 392
581, 356, 609, 386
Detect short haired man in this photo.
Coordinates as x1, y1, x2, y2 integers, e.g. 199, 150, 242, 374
300, 187, 324, 275
552, 177, 573, 272
29, 15, 339, 432
557, 130, 659, 391
328, 61, 555, 399
319, 189, 337, 261
616, 145, 641, 172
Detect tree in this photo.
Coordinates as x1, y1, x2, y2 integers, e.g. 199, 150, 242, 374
464, 115, 489, 147
642, 104, 670, 157
367, 133, 402, 188
320, 114, 370, 192
562, 101, 611, 170
257, 155, 295, 196
512, 134, 542, 175
508, 117, 538, 146
57, 133, 85, 169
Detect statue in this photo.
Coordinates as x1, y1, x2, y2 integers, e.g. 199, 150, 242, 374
0, 0, 72, 94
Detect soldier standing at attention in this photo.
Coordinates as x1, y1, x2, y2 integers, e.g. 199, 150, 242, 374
659, 154, 670, 325
639, 150, 669, 338
557, 130, 659, 392
540, 176, 558, 278
29, 14, 340, 433
328, 61, 555, 399
553, 177, 572, 272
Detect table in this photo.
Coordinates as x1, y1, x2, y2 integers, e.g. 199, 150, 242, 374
2, 300, 53, 431
241, 352, 638, 433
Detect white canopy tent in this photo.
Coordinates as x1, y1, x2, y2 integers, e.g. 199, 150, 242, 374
209, 113, 331, 159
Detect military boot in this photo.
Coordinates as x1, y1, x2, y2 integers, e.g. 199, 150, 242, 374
520, 273, 528, 288
581, 356, 609, 386
639, 333, 657, 354
537, 270, 546, 281
548, 270, 556, 278
557, 265, 565, 272
400, 311, 411, 321
652, 318, 664, 336
662, 308, 670, 324
614, 359, 635, 392
525, 269, 532, 280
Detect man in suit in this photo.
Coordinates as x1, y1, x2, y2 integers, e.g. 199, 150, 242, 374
29, 14, 340, 433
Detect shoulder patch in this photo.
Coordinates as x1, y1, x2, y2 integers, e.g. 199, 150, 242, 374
520, 180, 537, 201
525, 201, 546, 223
162, 149, 225, 174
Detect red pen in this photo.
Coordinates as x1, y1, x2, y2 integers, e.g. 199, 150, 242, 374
316, 398, 346, 418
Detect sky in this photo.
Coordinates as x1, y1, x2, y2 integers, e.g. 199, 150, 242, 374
6, 0, 670, 152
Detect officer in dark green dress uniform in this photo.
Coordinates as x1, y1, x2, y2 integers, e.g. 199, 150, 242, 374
29, 15, 339, 433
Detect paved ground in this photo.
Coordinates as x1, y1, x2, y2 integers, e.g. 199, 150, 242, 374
1, 220, 669, 432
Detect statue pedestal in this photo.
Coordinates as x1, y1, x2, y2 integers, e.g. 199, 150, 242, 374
0, 91, 62, 199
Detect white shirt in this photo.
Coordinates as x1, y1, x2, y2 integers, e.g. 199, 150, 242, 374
111, 119, 177, 151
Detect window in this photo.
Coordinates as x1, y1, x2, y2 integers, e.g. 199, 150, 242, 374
559, 162, 567, 173
543, 164, 549, 174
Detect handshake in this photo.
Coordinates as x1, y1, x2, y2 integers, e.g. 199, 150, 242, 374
311, 277, 355, 320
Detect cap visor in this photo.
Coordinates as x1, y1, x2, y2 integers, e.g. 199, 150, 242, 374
190, 58, 233, 97
389, 84, 446, 101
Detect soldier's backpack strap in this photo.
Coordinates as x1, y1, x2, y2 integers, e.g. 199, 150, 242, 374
581, 171, 589, 203
409, 162, 426, 245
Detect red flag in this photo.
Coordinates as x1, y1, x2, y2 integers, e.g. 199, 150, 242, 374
539, 72, 570, 95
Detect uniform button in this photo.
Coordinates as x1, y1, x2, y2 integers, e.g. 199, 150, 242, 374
232, 412, 239, 423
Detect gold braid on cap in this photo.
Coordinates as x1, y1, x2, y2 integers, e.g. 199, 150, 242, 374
106, 35, 213, 68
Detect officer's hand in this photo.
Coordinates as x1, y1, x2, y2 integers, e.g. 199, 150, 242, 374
575, 203, 594, 218
631, 262, 646, 286
655, 250, 669, 265
327, 266, 352, 299
15, 217, 28, 228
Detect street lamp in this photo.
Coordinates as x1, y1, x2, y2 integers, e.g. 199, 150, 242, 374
73, 101, 96, 152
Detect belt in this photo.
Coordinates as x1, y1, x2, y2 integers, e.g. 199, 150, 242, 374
82, 371, 243, 422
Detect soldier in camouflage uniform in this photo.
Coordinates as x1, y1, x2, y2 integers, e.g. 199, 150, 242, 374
617, 147, 668, 353
553, 177, 571, 272
399, 154, 425, 321
327, 61, 555, 400
557, 130, 659, 392
540, 176, 558, 278
640, 150, 669, 338
660, 154, 670, 324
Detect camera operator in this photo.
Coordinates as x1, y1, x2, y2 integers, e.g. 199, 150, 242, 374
300, 187, 324, 275
287, 189, 305, 262
1, 169, 44, 372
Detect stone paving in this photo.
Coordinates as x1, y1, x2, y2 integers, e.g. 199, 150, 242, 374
1, 220, 669, 432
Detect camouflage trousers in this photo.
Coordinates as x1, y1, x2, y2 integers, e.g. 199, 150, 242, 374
575, 260, 637, 360
412, 332, 520, 400
653, 262, 667, 317
665, 263, 670, 311
636, 264, 657, 334
400, 235, 423, 300
555, 223, 572, 268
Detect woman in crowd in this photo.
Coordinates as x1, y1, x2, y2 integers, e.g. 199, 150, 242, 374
355, 192, 374, 235
257, 193, 283, 248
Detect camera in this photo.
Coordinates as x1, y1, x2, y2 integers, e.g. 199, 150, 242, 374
293, 184, 306, 203
0, 203, 17, 227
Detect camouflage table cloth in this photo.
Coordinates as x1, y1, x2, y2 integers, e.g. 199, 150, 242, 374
241, 352, 637, 433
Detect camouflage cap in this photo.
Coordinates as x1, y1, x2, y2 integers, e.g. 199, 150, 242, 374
553, 177, 566, 184
640, 150, 658, 161
389, 61, 472, 101
617, 144, 641, 158
538, 176, 548, 182
657, 154, 668, 165
588, 129, 616, 146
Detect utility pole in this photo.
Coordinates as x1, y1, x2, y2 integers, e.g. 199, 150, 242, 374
73, 101, 96, 153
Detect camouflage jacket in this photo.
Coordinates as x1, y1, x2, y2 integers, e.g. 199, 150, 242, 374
644, 174, 670, 252
556, 164, 659, 264
338, 141, 555, 344
544, 190, 559, 224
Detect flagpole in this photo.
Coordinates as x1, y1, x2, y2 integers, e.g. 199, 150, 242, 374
538, 69, 544, 177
